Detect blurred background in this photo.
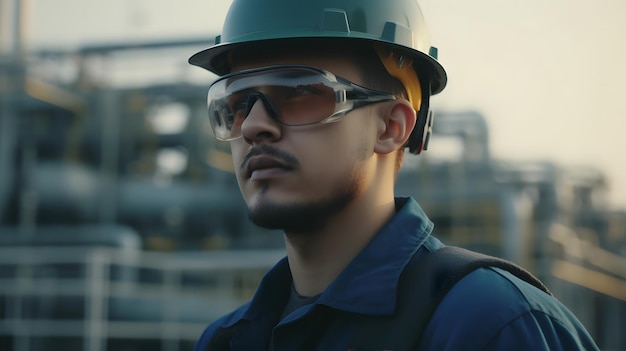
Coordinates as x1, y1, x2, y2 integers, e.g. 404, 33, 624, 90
0, 0, 624, 350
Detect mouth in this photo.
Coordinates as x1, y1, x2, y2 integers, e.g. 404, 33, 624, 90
244, 155, 295, 180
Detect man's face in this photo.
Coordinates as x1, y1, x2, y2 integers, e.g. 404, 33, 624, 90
228, 51, 382, 233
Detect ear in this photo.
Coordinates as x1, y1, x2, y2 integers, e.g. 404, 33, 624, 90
374, 99, 417, 154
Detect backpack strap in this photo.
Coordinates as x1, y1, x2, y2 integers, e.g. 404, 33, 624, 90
351, 246, 552, 350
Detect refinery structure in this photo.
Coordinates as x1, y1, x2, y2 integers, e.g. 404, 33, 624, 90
1, 12, 625, 351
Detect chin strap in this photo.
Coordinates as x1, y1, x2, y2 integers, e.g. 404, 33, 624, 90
374, 46, 433, 154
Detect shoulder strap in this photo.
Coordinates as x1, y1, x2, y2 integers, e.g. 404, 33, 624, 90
351, 246, 552, 350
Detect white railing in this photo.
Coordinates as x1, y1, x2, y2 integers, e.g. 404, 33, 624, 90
0, 246, 285, 351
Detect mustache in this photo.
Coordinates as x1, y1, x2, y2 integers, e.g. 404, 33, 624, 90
240, 144, 300, 170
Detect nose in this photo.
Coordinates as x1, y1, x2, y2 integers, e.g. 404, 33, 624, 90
240, 96, 282, 144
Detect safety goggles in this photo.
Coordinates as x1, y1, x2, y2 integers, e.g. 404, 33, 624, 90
206, 65, 397, 141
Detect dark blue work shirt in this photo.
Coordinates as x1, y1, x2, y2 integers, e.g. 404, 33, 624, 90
193, 197, 599, 351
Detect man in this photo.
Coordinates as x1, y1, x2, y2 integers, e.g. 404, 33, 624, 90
189, 0, 599, 350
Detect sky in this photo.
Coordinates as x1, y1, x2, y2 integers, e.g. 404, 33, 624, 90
12, 0, 626, 209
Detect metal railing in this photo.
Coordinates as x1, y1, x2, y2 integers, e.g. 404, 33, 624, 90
0, 246, 285, 351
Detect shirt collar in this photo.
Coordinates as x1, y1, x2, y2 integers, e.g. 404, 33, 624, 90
317, 197, 434, 315
224, 197, 434, 327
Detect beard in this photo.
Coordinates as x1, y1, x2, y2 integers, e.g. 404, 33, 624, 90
248, 182, 357, 233
247, 174, 362, 234
241, 132, 373, 234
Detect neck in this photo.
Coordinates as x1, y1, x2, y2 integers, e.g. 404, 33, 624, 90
284, 192, 396, 297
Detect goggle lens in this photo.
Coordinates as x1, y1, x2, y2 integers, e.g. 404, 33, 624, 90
207, 65, 395, 141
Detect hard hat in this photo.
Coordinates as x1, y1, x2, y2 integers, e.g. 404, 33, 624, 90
189, 0, 447, 95
189, 0, 447, 153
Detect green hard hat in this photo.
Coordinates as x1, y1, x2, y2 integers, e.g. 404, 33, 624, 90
189, 0, 447, 95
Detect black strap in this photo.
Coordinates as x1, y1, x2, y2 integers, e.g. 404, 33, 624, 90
351, 246, 552, 351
